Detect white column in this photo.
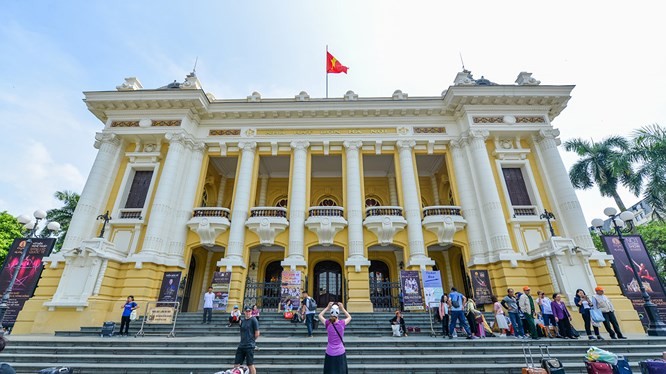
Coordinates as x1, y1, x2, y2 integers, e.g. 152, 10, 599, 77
343, 140, 370, 271
450, 139, 487, 263
140, 132, 189, 258
430, 175, 441, 206
168, 142, 206, 265
216, 176, 227, 207
465, 130, 512, 254
534, 129, 595, 249
396, 140, 434, 269
198, 250, 214, 310
218, 141, 257, 270
63, 133, 123, 250
388, 174, 398, 206
282, 141, 309, 269
257, 175, 269, 206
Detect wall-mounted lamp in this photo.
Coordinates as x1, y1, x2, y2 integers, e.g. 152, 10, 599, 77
250, 262, 256, 270
399, 261, 404, 270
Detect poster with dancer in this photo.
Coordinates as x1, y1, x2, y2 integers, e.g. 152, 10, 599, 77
421, 270, 443, 308
0, 237, 55, 327
280, 270, 301, 307
157, 271, 182, 304
602, 235, 666, 328
400, 270, 424, 311
470, 270, 493, 305
211, 271, 231, 311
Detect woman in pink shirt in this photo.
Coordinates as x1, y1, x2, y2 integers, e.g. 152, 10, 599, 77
318, 302, 352, 374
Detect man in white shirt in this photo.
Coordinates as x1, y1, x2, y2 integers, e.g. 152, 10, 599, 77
592, 286, 627, 339
202, 286, 215, 324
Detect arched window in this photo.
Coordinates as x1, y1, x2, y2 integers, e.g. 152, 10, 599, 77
369, 260, 390, 282
201, 188, 209, 207
365, 196, 382, 207
274, 197, 288, 208
318, 197, 338, 206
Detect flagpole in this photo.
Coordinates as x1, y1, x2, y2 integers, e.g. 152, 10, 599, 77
326, 45, 329, 99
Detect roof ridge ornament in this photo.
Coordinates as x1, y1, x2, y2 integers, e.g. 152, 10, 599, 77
515, 72, 541, 86
392, 90, 408, 100
116, 77, 143, 91
344, 90, 358, 101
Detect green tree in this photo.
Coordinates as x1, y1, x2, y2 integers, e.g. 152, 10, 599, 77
636, 221, 666, 283
629, 124, 666, 220
40, 190, 80, 251
0, 211, 24, 265
564, 136, 635, 211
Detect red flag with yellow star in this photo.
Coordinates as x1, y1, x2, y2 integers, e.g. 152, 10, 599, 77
326, 51, 348, 74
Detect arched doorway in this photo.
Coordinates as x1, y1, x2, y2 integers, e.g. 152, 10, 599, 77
263, 261, 283, 310
369, 260, 398, 311
314, 261, 342, 306
182, 256, 196, 312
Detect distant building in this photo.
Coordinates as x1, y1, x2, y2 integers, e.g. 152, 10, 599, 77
591, 199, 656, 232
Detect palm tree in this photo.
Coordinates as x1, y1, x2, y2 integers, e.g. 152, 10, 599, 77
564, 136, 634, 211
41, 190, 80, 251
629, 124, 666, 220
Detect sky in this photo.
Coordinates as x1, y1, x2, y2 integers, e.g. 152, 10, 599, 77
1, 1, 665, 225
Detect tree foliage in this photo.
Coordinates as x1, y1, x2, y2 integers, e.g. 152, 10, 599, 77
628, 124, 666, 220
40, 190, 80, 251
636, 220, 666, 283
0, 212, 24, 266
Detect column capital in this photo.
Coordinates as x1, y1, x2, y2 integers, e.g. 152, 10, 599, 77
290, 140, 310, 151
191, 141, 206, 153
466, 129, 490, 141
396, 139, 416, 150
343, 140, 363, 151
449, 138, 468, 149
238, 141, 257, 152
94, 132, 120, 149
165, 131, 190, 145
537, 129, 561, 142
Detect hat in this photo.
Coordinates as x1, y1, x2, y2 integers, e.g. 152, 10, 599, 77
595, 286, 604, 292
233, 305, 239, 309
523, 286, 530, 291
330, 305, 340, 317
244, 306, 252, 311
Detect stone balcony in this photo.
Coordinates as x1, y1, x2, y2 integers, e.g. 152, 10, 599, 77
186, 207, 231, 247
245, 207, 289, 246
422, 206, 467, 247
363, 206, 407, 246
304, 206, 347, 246
512, 205, 539, 218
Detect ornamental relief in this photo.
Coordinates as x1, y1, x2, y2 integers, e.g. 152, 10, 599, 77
473, 116, 545, 124
414, 127, 446, 134
110, 121, 139, 127
209, 129, 241, 136
152, 120, 182, 127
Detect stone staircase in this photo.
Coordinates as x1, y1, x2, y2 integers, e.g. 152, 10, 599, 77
1, 311, 664, 373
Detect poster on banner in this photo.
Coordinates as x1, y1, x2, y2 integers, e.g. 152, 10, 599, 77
158, 271, 182, 304
146, 306, 175, 324
0, 237, 55, 327
470, 270, 493, 305
421, 270, 443, 308
211, 271, 231, 311
280, 270, 301, 306
400, 270, 424, 311
602, 235, 666, 328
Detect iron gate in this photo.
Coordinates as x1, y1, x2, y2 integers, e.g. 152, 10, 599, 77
369, 281, 401, 311
243, 279, 282, 312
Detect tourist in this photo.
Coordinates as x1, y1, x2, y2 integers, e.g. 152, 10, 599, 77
518, 287, 539, 340
390, 310, 407, 337
318, 302, 351, 374
502, 288, 526, 339
591, 287, 626, 339
228, 305, 241, 327
464, 297, 480, 337
251, 305, 260, 321
301, 291, 317, 337
202, 286, 214, 324
551, 293, 576, 339
574, 289, 603, 340
0, 336, 16, 374
119, 295, 138, 337
447, 287, 475, 339
492, 295, 509, 337
537, 291, 556, 338
439, 293, 450, 338
233, 306, 260, 374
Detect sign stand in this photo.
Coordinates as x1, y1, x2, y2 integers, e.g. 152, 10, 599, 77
135, 301, 180, 338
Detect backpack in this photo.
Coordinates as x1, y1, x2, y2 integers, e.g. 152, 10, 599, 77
451, 294, 461, 309
307, 297, 317, 312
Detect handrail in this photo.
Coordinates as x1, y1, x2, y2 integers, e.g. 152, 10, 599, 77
513, 205, 538, 217
365, 206, 404, 217
423, 206, 463, 217
250, 207, 288, 218
118, 208, 142, 219
308, 206, 344, 217
192, 207, 231, 218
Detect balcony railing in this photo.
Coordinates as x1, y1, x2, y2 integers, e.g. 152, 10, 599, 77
308, 206, 344, 217
250, 207, 288, 218
423, 206, 462, 217
365, 206, 403, 217
193, 207, 231, 219
118, 208, 142, 219
513, 205, 538, 217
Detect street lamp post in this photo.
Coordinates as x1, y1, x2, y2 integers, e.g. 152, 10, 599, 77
592, 207, 666, 336
540, 209, 556, 237
0, 210, 60, 336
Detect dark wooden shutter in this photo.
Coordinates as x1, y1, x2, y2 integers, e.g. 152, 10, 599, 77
124, 170, 153, 208
501, 168, 531, 205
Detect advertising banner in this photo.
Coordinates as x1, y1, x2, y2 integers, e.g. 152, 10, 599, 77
157, 271, 182, 303
280, 270, 301, 307
400, 270, 424, 311
602, 235, 666, 328
211, 271, 231, 311
0, 237, 55, 327
421, 270, 444, 308
145, 306, 176, 324
470, 270, 493, 305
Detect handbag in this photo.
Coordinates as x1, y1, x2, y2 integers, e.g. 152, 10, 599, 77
284, 311, 294, 319
129, 310, 138, 321
590, 308, 605, 323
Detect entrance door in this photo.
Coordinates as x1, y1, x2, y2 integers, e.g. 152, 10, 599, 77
314, 261, 342, 306
182, 256, 196, 312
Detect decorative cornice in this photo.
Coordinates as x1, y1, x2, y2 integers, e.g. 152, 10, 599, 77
414, 127, 446, 134
110, 121, 139, 128
473, 116, 503, 124
209, 129, 241, 136
516, 116, 545, 123
94, 133, 120, 149
152, 120, 182, 127
466, 129, 490, 140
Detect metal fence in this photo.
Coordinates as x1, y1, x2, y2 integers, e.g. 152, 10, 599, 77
243, 280, 282, 312
369, 281, 401, 311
